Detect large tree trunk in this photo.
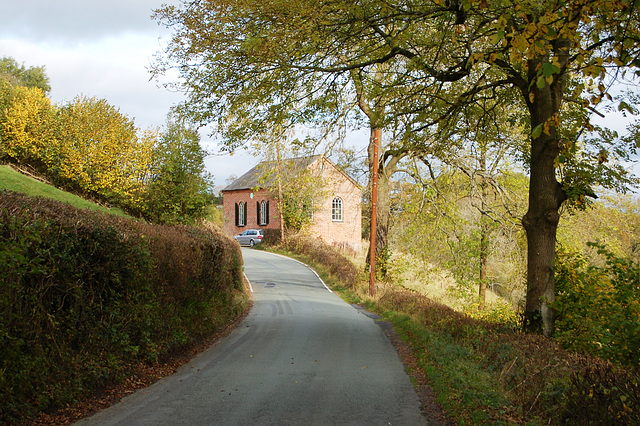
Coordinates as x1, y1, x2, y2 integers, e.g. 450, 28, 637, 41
522, 146, 564, 336
521, 71, 567, 337
478, 146, 489, 309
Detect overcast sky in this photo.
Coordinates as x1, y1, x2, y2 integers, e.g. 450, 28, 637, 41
0, 0, 256, 187
1, 2, 636, 188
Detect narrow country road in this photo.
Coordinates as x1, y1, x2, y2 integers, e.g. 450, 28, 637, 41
76, 248, 426, 425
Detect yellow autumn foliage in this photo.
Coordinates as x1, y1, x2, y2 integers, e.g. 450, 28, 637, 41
0, 87, 157, 211
0, 85, 58, 166
56, 96, 156, 208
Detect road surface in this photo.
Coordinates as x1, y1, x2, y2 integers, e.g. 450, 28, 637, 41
77, 248, 426, 425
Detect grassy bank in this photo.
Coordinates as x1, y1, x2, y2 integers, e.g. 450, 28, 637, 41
0, 164, 128, 217
273, 236, 640, 425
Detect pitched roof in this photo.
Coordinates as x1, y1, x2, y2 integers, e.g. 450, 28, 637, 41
222, 155, 322, 192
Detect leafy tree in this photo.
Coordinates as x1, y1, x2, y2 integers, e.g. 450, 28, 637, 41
0, 82, 58, 168
144, 117, 213, 224
154, 0, 640, 335
0, 57, 51, 94
276, 173, 320, 233
56, 96, 155, 209
393, 157, 528, 307
433, 95, 529, 307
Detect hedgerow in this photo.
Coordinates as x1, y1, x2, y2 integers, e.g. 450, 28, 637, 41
0, 190, 248, 423
280, 234, 360, 288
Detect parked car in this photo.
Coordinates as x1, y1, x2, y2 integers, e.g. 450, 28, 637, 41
234, 229, 264, 247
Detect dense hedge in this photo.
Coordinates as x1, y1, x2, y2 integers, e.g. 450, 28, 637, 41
281, 234, 360, 288
0, 190, 248, 423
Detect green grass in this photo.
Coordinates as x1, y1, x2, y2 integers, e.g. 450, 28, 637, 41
0, 165, 129, 217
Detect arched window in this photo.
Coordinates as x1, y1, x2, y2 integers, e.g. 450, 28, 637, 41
236, 201, 246, 226
331, 197, 343, 222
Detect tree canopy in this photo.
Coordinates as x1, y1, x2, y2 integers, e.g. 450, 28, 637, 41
143, 116, 213, 224
0, 57, 51, 94
154, 0, 640, 335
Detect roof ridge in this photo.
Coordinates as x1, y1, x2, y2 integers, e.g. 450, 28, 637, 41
221, 154, 360, 192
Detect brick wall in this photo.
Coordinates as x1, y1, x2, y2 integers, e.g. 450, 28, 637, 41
307, 159, 362, 250
222, 188, 281, 241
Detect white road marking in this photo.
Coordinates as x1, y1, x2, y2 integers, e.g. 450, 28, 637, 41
243, 272, 253, 293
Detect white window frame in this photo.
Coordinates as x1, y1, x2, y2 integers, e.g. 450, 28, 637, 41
260, 200, 268, 225
331, 197, 343, 222
238, 202, 246, 226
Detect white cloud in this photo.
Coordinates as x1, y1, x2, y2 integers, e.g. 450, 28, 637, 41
0, 0, 181, 128
0, 35, 180, 129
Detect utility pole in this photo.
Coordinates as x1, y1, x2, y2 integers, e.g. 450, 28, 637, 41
369, 128, 380, 297
276, 141, 285, 243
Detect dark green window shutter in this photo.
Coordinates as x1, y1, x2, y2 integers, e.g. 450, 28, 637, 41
256, 201, 260, 225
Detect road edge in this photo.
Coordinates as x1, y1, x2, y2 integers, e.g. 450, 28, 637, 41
351, 304, 455, 426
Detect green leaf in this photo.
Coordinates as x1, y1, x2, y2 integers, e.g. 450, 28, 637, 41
532, 124, 543, 139
618, 101, 633, 114
491, 29, 506, 45
542, 62, 556, 77
536, 75, 546, 89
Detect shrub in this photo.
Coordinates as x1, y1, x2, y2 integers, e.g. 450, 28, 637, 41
464, 300, 521, 329
554, 243, 640, 367
262, 228, 283, 246
0, 190, 248, 423
281, 234, 360, 288
0, 83, 57, 169
562, 361, 640, 425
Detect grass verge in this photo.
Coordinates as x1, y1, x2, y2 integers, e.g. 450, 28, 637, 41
270, 236, 640, 425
